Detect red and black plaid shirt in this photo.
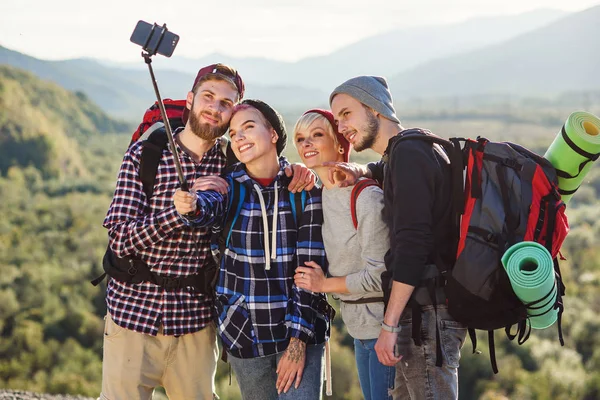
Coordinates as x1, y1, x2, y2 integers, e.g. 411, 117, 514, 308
103, 132, 227, 336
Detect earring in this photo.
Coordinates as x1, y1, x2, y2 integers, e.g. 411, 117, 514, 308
338, 147, 344, 153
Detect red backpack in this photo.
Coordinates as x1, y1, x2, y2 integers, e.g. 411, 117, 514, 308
130, 98, 187, 143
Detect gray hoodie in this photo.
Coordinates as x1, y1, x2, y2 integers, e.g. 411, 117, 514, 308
322, 182, 389, 340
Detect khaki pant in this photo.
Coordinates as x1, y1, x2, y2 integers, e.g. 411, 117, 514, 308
100, 314, 218, 400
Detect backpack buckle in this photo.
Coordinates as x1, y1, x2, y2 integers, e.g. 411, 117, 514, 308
552, 187, 561, 200
127, 259, 138, 276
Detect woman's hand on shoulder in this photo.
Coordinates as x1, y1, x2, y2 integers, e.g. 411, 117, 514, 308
285, 163, 317, 193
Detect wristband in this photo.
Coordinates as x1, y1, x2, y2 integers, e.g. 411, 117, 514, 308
381, 321, 402, 333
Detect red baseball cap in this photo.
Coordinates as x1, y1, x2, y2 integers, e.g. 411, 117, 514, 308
182, 63, 245, 124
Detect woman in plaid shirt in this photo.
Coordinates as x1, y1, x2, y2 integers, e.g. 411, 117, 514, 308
175, 99, 330, 400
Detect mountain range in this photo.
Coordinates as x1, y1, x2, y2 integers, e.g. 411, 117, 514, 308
135, 8, 567, 90
2, 6, 599, 121
389, 5, 600, 98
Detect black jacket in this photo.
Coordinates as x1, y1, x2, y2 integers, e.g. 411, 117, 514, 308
368, 129, 455, 287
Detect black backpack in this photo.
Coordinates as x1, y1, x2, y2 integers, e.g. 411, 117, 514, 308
387, 130, 568, 373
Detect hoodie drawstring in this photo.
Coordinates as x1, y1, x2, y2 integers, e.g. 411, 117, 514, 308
271, 184, 278, 260
253, 182, 278, 270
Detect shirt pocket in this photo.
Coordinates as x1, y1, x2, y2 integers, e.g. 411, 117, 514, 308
215, 293, 256, 350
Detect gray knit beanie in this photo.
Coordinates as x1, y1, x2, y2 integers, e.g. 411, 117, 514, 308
329, 76, 400, 124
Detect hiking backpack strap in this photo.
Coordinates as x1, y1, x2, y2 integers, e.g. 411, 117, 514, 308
427, 281, 444, 367
215, 176, 241, 368
92, 244, 217, 293
488, 330, 499, 374
395, 133, 466, 265
553, 258, 566, 346
396, 132, 466, 217
468, 328, 478, 355
139, 128, 170, 201
288, 189, 307, 228
350, 179, 379, 229
223, 177, 246, 249
219, 179, 306, 259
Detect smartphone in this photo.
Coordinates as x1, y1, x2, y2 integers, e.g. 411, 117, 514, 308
130, 20, 179, 57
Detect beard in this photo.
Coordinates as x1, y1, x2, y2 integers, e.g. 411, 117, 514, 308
353, 110, 379, 152
188, 108, 229, 141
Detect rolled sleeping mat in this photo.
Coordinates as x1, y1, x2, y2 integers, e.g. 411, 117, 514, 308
501, 241, 558, 330
544, 111, 600, 204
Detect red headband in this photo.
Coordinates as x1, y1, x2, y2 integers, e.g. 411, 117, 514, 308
303, 108, 351, 162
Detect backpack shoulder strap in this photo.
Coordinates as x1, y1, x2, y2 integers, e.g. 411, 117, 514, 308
395, 132, 466, 276
223, 177, 246, 248
396, 132, 466, 216
351, 179, 379, 229
139, 128, 169, 200
289, 190, 307, 228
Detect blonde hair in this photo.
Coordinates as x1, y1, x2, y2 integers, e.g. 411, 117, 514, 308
292, 112, 339, 149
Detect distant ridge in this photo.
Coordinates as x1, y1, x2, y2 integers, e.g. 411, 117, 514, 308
134, 8, 566, 90
389, 5, 600, 97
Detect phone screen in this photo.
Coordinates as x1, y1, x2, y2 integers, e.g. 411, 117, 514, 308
130, 20, 179, 57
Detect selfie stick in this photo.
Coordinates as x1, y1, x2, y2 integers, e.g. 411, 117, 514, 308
141, 26, 188, 191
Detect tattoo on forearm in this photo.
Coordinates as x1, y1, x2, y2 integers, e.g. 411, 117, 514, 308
286, 339, 305, 364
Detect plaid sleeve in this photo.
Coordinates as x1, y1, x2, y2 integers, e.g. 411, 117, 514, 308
181, 190, 227, 227
290, 188, 328, 342
103, 146, 185, 258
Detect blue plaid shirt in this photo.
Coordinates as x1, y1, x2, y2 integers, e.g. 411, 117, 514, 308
185, 162, 330, 358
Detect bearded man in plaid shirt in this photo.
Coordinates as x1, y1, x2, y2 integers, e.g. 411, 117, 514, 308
101, 64, 315, 400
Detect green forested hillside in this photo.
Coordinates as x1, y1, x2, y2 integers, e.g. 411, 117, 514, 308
1, 66, 600, 399
0, 65, 131, 178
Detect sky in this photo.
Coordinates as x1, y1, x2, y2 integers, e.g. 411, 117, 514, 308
1, 0, 599, 63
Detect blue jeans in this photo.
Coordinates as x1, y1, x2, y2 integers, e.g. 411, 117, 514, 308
354, 338, 396, 400
394, 305, 467, 400
228, 342, 324, 400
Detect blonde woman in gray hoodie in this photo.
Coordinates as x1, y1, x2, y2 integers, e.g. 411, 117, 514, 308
293, 109, 401, 400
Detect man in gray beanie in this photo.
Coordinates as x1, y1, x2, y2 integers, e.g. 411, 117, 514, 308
329, 76, 400, 153
329, 76, 466, 400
